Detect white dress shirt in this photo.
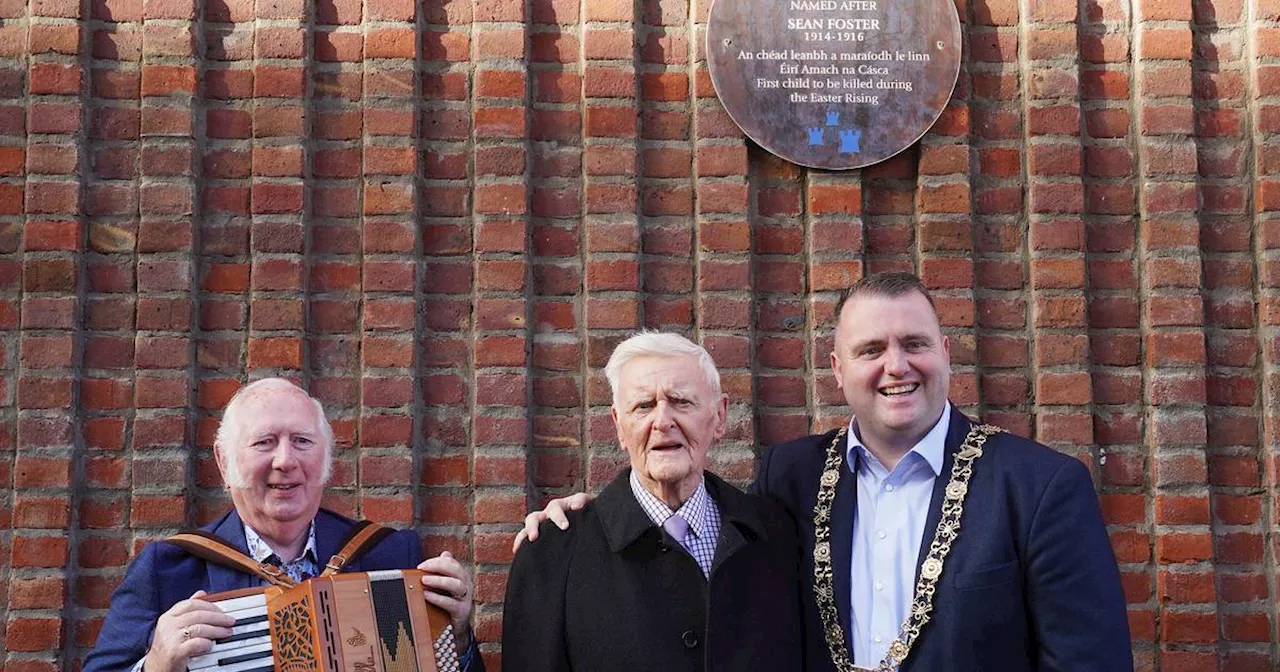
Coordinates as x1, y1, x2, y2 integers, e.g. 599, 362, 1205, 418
848, 404, 951, 667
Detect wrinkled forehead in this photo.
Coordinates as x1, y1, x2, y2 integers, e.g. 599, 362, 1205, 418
234, 388, 322, 437
616, 354, 714, 399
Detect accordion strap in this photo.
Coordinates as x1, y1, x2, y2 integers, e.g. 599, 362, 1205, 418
322, 520, 395, 576
164, 531, 297, 588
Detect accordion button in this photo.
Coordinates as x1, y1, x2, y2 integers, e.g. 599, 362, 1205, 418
681, 630, 699, 649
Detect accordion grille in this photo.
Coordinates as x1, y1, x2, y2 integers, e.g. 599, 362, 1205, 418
370, 575, 418, 672
271, 593, 316, 672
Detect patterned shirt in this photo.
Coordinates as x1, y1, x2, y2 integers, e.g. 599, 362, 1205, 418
244, 521, 321, 584
630, 470, 722, 578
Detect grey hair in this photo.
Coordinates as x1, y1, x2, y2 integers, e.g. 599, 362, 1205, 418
603, 331, 722, 407
214, 378, 334, 488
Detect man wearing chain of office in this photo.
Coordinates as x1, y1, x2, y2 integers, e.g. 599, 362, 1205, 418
518, 272, 1133, 671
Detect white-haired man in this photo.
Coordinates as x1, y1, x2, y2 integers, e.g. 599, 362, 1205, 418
517, 274, 1132, 672
501, 332, 803, 671
84, 378, 484, 672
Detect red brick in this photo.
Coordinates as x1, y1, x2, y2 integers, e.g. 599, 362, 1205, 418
1209, 455, 1260, 487
1154, 495, 1211, 525
1140, 0, 1192, 20
586, 106, 636, 138
29, 63, 82, 95
1156, 532, 1213, 563
1161, 610, 1218, 644
141, 64, 195, 95
6, 615, 64, 650
247, 337, 302, 369
1217, 532, 1263, 564
583, 0, 631, 20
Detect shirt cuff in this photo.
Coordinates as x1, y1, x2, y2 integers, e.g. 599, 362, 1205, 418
457, 631, 480, 672
131, 658, 147, 672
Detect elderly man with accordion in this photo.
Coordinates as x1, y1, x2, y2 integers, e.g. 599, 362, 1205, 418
83, 378, 484, 672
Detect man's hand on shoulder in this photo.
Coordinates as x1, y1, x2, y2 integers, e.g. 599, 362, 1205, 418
142, 591, 235, 672
511, 492, 594, 553
418, 551, 475, 652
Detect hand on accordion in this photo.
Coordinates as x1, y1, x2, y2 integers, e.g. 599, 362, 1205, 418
143, 590, 237, 672
417, 551, 475, 652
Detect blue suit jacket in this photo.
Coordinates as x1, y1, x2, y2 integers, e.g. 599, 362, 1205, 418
756, 406, 1133, 672
82, 508, 447, 672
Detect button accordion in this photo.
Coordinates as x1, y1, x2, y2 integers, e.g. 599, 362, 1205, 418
189, 569, 460, 672
165, 522, 463, 672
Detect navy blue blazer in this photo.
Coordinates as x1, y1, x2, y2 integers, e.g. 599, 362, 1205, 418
756, 405, 1133, 672
83, 508, 479, 672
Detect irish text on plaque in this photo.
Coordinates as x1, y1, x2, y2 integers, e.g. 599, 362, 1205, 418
707, 0, 962, 170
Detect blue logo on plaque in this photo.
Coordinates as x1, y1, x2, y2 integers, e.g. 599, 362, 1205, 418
807, 127, 824, 146
839, 129, 862, 154
826, 110, 840, 126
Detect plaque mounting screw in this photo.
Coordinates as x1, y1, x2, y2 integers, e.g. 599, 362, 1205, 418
723, 38, 732, 47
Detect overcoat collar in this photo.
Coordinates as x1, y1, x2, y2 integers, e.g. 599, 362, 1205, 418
598, 468, 769, 556
707, 471, 770, 569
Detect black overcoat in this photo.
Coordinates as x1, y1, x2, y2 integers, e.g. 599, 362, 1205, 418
502, 469, 806, 672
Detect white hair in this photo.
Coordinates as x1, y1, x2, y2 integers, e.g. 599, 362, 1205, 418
214, 378, 334, 487
603, 331, 722, 407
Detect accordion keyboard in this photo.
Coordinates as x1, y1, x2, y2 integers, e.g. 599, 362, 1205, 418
188, 593, 273, 672
186, 570, 462, 672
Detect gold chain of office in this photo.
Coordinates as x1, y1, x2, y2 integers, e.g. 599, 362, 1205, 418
811, 423, 1002, 672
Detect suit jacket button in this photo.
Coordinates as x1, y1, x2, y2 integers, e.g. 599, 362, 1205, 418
682, 630, 698, 648
658, 543, 670, 553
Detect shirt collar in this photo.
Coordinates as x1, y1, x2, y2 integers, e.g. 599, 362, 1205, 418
243, 519, 319, 565
629, 470, 713, 540
846, 402, 951, 477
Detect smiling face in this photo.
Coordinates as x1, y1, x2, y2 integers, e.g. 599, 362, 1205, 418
215, 384, 329, 550
832, 290, 951, 456
611, 353, 728, 507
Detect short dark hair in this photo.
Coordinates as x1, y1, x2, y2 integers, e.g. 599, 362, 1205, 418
833, 271, 937, 321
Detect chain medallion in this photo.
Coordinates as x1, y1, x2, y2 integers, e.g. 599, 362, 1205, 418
811, 423, 1002, 672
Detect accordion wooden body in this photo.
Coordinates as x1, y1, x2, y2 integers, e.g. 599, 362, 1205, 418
188, 569, 461, 672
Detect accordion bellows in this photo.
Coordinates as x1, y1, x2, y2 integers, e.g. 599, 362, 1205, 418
190, 570, 460, 672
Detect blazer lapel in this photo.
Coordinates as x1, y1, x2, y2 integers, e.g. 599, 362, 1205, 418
830, 433, 858, 655
206, 509, 255, 593
913, 405, 971, 585
314, 508, 345, 571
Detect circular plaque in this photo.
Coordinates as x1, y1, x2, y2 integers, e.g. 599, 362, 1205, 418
707, 0, 962, 170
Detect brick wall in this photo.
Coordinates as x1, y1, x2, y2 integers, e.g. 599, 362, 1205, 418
0, 0, 1275, 668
